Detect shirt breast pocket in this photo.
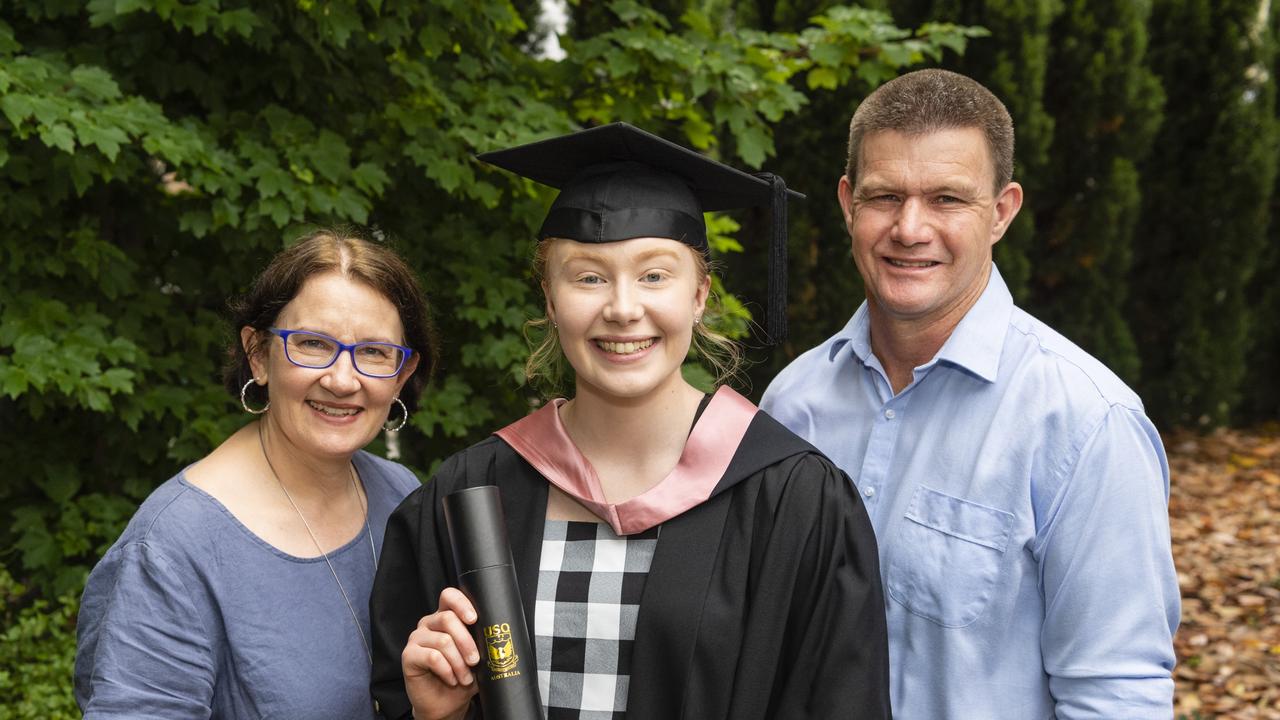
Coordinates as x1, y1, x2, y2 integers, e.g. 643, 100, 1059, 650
887, 485, 1014, 628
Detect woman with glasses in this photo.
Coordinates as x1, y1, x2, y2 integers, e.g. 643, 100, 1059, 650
75, 231, 436, 720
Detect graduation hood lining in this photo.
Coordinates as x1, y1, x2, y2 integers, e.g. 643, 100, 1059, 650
494, 386, 758, 535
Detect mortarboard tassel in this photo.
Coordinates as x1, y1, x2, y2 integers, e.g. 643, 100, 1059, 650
754, 172, 788, 345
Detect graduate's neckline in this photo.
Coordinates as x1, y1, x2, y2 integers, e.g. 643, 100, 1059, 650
495, 387, 759, 535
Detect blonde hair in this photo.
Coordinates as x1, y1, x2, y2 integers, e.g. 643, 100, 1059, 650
523, 240, 742, 397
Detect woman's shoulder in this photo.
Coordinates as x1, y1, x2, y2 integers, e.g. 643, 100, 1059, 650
731, 410, 844, 480
353, 450, 422, 501
751, 448, 848, 495
82, 472, 227, 611
729, 413, 858, 508
110, 472, 226, 550
421, 435, 512, 494
379, 436, 514, 506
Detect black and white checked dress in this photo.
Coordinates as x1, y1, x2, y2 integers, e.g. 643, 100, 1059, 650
534, 520, 659, 720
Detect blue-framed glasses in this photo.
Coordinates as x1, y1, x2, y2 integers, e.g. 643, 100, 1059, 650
269, 328, 413, 378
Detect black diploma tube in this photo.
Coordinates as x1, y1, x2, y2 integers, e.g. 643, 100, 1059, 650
442, 486, 544, 720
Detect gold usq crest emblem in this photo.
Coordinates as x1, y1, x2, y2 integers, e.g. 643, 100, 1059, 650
484, 622, 519, 674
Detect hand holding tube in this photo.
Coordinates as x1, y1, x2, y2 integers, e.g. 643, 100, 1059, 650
401, 588, 480, 720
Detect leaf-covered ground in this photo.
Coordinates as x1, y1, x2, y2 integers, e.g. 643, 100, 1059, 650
1170, 425, 1280, 719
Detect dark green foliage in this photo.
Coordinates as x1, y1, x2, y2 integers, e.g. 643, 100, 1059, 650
0, 0, 974, 708
1245, 225, 1280, 422
1241, 4, 1280, 424
1031, 0, 1163, 384
1133, 0, 1279, 427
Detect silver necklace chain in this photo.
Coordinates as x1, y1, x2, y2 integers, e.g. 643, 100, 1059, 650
257, 422, 378, 665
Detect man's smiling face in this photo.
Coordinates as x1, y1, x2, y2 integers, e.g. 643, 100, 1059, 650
839, 126, 1021, 331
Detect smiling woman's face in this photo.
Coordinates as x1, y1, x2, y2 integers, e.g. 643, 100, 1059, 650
543, 237, 710, 403
245, 272, 417, 461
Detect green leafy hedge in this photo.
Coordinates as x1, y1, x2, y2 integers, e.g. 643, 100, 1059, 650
1, 568, 80, 719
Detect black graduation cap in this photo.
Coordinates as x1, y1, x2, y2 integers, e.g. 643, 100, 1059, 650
476, 122, 801, 344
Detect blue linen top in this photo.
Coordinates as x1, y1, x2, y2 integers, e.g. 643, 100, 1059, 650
761, 266, 1180, 719
75, 450, 419, 720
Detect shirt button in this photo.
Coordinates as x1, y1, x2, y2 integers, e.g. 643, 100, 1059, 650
884, 408, 896, 419
863, 486, 876, 499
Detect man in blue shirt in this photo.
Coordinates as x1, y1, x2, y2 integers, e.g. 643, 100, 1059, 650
761, 69, 1180, 718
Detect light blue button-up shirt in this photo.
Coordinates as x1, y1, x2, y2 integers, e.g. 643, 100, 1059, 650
762, 266, 1179, 719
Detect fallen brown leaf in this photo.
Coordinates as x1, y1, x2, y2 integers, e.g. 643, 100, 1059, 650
1169, 426, 1280, 719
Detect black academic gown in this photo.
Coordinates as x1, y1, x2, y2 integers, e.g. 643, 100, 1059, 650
370, 408, 890, 720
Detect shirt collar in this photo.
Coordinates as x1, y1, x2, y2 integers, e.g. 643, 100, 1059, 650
933, 264, 1012, 383
828, 304, 871, 363
829, 264, 1013, 384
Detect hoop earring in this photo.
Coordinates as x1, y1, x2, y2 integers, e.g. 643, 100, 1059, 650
384, 397, 409, 432
241, 378, 269, 415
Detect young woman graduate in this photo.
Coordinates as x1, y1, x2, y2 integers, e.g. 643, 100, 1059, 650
369, 123, 891, 720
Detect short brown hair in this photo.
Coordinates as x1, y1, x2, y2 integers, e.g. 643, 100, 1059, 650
846, 69, 1014, 192
224, 229, 438, 409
